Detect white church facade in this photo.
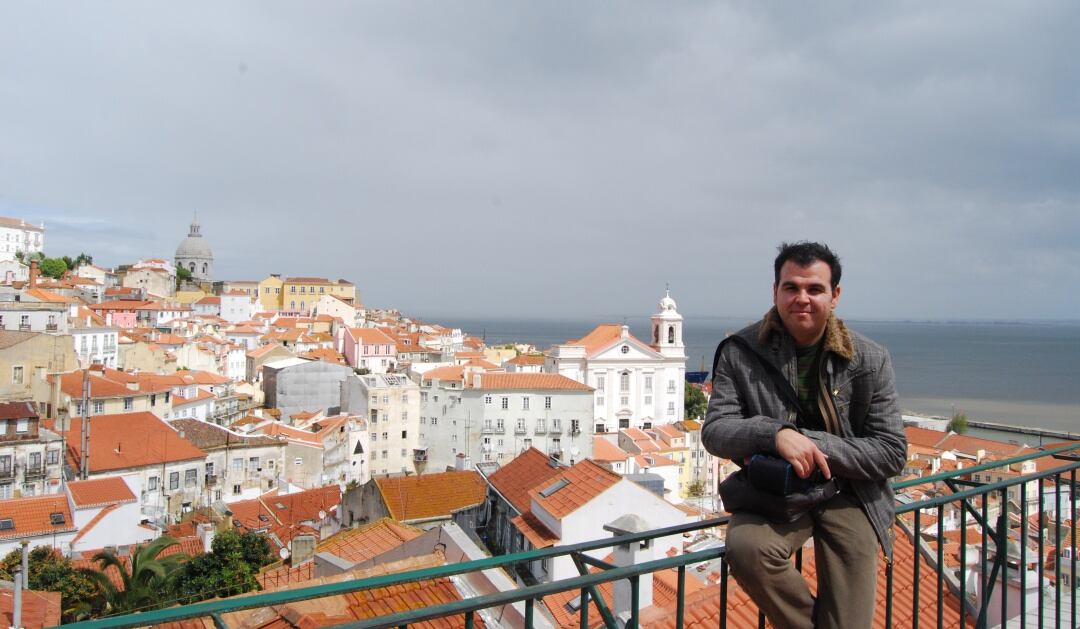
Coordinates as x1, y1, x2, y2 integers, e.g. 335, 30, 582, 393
545, 290, 686, 433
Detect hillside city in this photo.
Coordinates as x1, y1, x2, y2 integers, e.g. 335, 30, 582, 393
0, 215, 1075, 627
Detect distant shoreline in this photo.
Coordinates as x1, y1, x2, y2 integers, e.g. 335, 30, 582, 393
901, 396, 1079, 434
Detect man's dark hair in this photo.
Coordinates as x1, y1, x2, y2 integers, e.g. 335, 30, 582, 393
774, 241, 842, 289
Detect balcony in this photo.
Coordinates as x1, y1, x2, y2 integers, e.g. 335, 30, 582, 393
412, 448, 428, 463
0, 467, 13, 481
17, 324, 30, 331
45, 323, 58, 331
205, 474, 218, 486
54, 443, 1080, 629
514, 426, 527, 435
23, 465, 46, 480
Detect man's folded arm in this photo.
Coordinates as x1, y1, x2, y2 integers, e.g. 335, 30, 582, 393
803, 352, 907, 481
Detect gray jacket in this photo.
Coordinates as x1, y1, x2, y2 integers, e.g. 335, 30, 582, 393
702, 308, 907, 557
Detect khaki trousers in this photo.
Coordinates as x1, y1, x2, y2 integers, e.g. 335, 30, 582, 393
724, 493, 879, 629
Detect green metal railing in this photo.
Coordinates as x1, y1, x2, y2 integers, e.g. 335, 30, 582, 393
55, 443, 1079, 629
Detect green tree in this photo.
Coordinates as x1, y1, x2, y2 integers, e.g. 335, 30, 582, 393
685, 381, 708, 420
948, 410, 969, 434
82, 536, 187, 615
74, 252, 93, 267
685, 479, 706, 498
170, 530, 273, 604
175, 263, 193, 290
38, 257, 68, 279
0, 546, 105, 622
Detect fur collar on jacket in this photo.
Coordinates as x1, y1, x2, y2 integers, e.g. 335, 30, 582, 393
757, 306, 855, 362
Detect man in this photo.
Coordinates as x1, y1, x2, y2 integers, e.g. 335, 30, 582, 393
702, 242, 906, 629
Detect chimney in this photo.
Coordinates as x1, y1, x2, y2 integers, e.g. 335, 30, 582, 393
604, 514, 653, 627
620, 325, 629, 339
12, 565, 22, 629
472, 374, 482, 389
28, 259, 39, 288
197, 522, 215, 553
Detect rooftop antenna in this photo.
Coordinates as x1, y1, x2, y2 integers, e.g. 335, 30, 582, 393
79, 361, 91, 480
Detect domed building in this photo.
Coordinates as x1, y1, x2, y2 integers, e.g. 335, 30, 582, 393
175, 215, 214, 282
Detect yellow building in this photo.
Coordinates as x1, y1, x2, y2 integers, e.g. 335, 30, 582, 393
258, 275, 285, 311
282, 277, 356, 314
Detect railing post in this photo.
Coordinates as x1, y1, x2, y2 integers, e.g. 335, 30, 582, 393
959, 503, 966, 629
936, 505, 944, 629
676, 565, 685, 629
579, 588, 589, 629
719, 558, 729, 629
999, 487, 1008, 625
913, 509, 920, 629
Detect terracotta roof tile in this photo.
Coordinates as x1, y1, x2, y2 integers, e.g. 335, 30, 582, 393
487, 448, 565, 513
317, 518, 424, 564
591, 438, 630, 462
512, 511, 560, 548
470, 373, 593, 392
530, 459, 622, 519
0, 494, 75, 540
506, 354, 546, 366
51, 412, 206, 473
421, 366, 466, 383
229, 485, 340, 533
67, 476, 137, 507
0, 587, 62, 629
346, 328, 396, 345
375, 471, 486, 522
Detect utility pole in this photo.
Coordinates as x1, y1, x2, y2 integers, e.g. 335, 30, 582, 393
79, 365, 91, 480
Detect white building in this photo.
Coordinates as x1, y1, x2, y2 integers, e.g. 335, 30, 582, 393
70, 323, 120, 368
419, 369, 595, 472
220, 290, 256, 324
0, 217, 44, 262
341, 373, 421, 477
546, 290, 686, 433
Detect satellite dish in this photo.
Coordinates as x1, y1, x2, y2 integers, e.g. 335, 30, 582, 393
279, 547, 290, 560
318, 509, 327, 520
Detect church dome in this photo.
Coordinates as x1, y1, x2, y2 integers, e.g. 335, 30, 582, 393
175, 217, 213, 260
175, 215, 214, 282
658, 289, 678, 312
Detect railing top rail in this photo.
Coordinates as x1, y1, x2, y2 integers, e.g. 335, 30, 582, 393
895, 456, 1080, 513
57, 517, 728, 629
893, 440, 1080, 490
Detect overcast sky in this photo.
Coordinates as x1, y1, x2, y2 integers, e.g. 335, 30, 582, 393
1, 2, 1078, 322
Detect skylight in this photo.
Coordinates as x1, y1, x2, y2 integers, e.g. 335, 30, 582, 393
49, 512, 66, 525
539, 478, 569, 498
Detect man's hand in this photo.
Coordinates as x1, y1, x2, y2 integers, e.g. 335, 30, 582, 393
775, 428, 831, 480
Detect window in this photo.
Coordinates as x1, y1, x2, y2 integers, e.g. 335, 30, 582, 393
571, 419, 580, 434
381, 432, 389, 441
381, 450, 388, 459
597, 396, 604, 407
249, 456, 259, 471
401, 430, 407, 439
501, 397, 509, 410
668, 380, 677, 394
267, 459, 274, 468
383, 395, 390, 404
496, 418, 504, 431
619, 417, 630, 429
185, 468, 198, 487
15, 418, 28, 433
551, 437, 562, 452
516, 418, 526, 433
667, 401, 676, 415
552, 418, 562, 432
123, 397, 133, 411
485, 395, 492, 404
233, 457, 243, 471
12, 366, 23, 384
169, 472, 179, 490
523, 438, 532, 449
431, 417, 437, 426
290, 286, 296, 293
620, 372, 630, 392
28, 452, 41, 470
148, 476, 159, 491
596, 375, 605, 391
420, 416, 426, 425
644, 395, 653, 405
206, 462, 214, 476
294, 457, 303, 465
620, 396, 629, 406
46, 449, 58, 465
596, 423, 606, 434
644, 375, 653, 392
545, 396, 552, 409
372, 433, 378, 442
233, 484, 242, 495
401, 392, 409, 403
536, 418, 546, 432
401, 412, 408, 422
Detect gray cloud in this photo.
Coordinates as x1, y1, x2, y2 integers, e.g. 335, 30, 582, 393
1, 1, 1077, 321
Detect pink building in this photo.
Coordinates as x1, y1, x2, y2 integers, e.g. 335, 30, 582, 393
337, 327, 397, 373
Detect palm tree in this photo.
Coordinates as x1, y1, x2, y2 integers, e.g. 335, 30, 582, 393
83, 536, 188, 615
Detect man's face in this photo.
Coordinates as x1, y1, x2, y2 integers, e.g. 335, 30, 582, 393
773, 260, 841, 347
